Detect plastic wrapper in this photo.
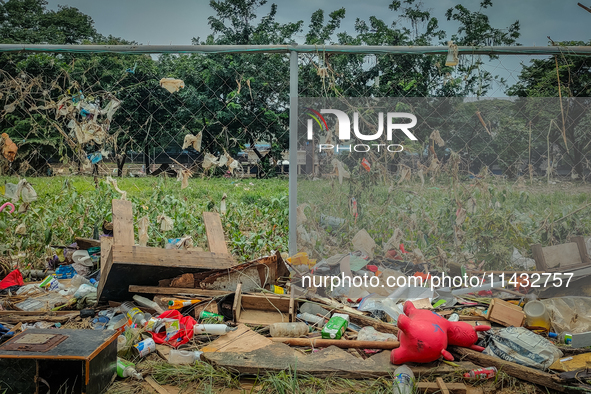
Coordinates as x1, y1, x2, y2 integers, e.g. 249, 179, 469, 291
358, 294, 403, 322
357, 326, 397, 342
483, 327, 562, 371
137, 215, 150, 247
542, 297, 591, 334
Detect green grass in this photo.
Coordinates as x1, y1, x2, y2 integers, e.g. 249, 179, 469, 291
0, 175, 288, 268
297, 175, 591, 270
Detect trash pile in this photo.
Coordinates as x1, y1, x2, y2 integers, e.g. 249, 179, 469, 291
0, 200, 590, 393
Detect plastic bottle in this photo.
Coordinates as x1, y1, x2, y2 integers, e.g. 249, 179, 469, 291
392, 365, 414, 394
297, 313, 325, 327
549, 332, 572, 344
463, 367, 498, 379
193, 324, 236, 335
133, 295, 164, 314
168, 349, 203, 364
71, 274, 91, 288
116, 358, 143, 380
121, 302, 148, 326
168, 299, 201, 309
269, 322, 309, 338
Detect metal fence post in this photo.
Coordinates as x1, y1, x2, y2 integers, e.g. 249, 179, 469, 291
288, 48, 298, 256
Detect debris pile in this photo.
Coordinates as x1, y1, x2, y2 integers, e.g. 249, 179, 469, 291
0, 199, 590, 393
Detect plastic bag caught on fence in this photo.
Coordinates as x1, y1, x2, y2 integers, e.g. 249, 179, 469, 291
5, 179, 38, 203
182, 132, 202, 151
106, 176, 127, 200
483, 327, 562, 370
138, 216, 150, 247
157, 215, 174, 232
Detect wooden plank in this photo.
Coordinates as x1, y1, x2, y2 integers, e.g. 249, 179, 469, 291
75, 237, 101, 249
486, 298, 525, 327
0, 312, 78, 324
129, 285, 231, 297
436, 377, 450, 394
450, 346, 566, 392
271, 338, 400, 350
543, 242, 582, 269
99, 245, 236, 302
202, 212, 229, 255
240, 295, 291, 312
100, 236, 113, 271
111, 245, 234, 269
573, 236, 591, 265
112, 199, 134, 246
417, 382, 467, 394
201, 323, 272, 353
233, 283, 242, 323
532, 243, 547, 271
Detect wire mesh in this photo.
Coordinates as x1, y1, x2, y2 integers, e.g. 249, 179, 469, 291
0, 46, 589, 269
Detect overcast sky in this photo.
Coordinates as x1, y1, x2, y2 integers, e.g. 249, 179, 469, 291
44, 0, 589, 47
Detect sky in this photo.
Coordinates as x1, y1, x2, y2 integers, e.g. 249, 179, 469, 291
44, 0, 590, 47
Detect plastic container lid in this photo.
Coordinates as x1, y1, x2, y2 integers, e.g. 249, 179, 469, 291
524, 300, 547, 317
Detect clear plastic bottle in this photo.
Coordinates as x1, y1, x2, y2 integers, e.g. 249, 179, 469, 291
121, 302, 148, 326
300, 302, 329, 316
392, 365, 414, 394
297, 313, 325, 327
193, 324, 235, 335
269, 322, 309, 338
116, 358, 143, 380
133, 295, 164, 314
71, 274, 91, 288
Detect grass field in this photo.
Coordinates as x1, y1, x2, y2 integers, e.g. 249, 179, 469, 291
1, 173, 591, 272
0, 176, 289, 268
297, 175, 591, 270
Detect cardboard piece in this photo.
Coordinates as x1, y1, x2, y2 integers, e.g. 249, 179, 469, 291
550, 353, 591, 372
486, 298, 525, 327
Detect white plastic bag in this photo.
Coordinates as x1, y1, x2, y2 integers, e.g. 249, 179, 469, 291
483, 327, 562, 370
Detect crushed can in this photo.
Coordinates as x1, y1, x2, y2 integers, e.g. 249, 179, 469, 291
199, 311, 224, 322
464, 367, 498, 379
133, 338, 156, 358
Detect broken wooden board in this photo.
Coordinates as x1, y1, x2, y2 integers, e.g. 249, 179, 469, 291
203, 212, 229, 255
450, 346, 566, 392
98, 245, 236, 302
128, 285, 231, 298
75, 237, 101, 249
201, 324, 272, 354
112, 199, 134, 246
417, 381, 483, 394
0, 311, 78, 324
233, 283, 294, 325
550, 352, 591, 372
201, 325, 478, 378
532, 236, 591, 272
195, 252, 289, 292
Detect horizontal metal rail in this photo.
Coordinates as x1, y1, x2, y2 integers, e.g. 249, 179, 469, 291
0, 44, 590, 55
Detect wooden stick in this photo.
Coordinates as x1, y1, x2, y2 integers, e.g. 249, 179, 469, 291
436, 377, 451, 394
271, 337, 399, 350
579, 2, 591, 13
450, 346, 566, 392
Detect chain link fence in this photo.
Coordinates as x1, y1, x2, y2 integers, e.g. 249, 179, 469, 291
0, 45, 589, 268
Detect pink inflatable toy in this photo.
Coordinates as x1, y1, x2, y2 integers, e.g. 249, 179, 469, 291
390, 301, 490, 364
